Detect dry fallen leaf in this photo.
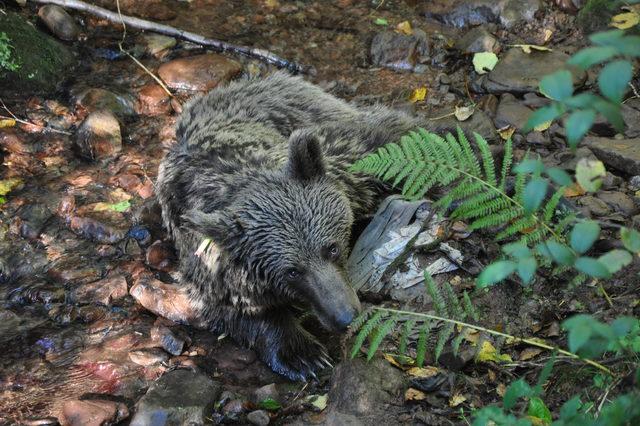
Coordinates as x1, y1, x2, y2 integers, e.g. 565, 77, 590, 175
542, 29, 553, 44
563, 182, 586, 198
449, 394, 467, 407
0, 119, 16, 128
409, 87, 427, 103
384, 353, 414, 369
534, 120, 552, 132
610, 12, 640, 29
396, 20, 413, 35
498, 125, 516, 140
454, 105, 474, 121
519, 347, 543, 361
477, 341, 512, 363
407, 366, 440, 378
496, 383, 507, 397
511, 44, 553, 54
405, 388, 427, 401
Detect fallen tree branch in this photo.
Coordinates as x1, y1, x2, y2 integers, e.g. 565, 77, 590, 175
29, 0, 312, 74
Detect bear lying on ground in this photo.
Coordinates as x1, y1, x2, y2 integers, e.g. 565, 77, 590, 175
156, 72, 419, 381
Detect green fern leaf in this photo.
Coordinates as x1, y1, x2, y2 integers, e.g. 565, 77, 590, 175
435, 322, 455, 361
462, 291, 479, 322
399, 318, 416, 355
367, 314, 399, 360
350, 310, 386, 359
416, 322, 431, 367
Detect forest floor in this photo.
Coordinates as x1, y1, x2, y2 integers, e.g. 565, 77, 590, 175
1, 0, 639, 425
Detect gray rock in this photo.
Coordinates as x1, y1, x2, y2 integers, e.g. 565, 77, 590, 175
247, 410, 270, 426
596, 192, 638, 216
494, 93, 533, 130
422, 0, 539, 28
629, 176, 640, 192
500, 0, 540, 28
75, 110, 122, 161
323, 411, 364, 426
61, 399, 129, 426
584, 137, 640, 176
479, 48, 585, 95
526, 131, 548, 145
38, 5, 80, 41
455, 26, 498, 53
130, 369, 222, 426
253, 383, 279, 404
579, 196, 611, 217
370, 30, 429, 72
327, 358, 406, 418
151, 324, 187, 356
425, 109, 498, 142
0, 12, 76, 97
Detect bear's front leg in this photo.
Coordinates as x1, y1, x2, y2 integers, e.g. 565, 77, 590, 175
223, 309, 332, 381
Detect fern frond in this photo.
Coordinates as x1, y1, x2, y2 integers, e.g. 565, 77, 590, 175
425, 272, 447, 315
399, 318, 416, 355
499, 138, 513, 190
350, 310, 386, 358
444, 282, 464, 320
416, 321, 430, 367
350, 309, 372, 334
367, 314, 399, 360
462, 291, 479, 322
435, 322, 455, 361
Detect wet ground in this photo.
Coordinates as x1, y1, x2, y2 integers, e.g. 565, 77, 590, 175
1, 0, 640, 425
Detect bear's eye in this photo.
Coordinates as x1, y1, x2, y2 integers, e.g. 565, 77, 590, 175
327, 243, 340, 259
287, 269, 301, 280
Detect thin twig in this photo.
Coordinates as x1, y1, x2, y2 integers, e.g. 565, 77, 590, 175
114, 0, 173, 98
0, 99, 72, 135
29, 0, 312, 74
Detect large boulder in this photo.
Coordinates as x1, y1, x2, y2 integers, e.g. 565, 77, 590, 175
0, 12, 76, 97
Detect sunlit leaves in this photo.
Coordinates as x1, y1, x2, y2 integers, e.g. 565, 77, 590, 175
539, 70, 573, 101
598, 60, 632, 103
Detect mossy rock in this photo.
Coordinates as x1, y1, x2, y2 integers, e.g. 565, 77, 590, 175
0, 12, 77, 96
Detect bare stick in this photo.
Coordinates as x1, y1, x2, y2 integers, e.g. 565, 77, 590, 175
29, 0, 312, 74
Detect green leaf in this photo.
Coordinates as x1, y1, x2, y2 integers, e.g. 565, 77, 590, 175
539, 70, 574, 101
567, 46, 617, 69
621, 227, 640, 253
514, 159, 545, 175
564, 110, 595, 149
503, 379, 533, 410
545, 241, 575, 265
502, 242, 532, 259
598, 249, 633, 274
574, 257, 612, 278
527, 397, 552, 424
259, 398, 282, 411
473, 52, 499, 75
523, 103, 565, 132
575, 159, 606, 193
589, 30, 625, 46
545, 167, 572, 186
477, 261, 517, 288
374, 18, 388, 26
570, 221, 600, 254
523, 178, 548, 213
517, 257, 537, 284
593, 99, 624, 132
563, 315, 593, 353
109, 200, 131, 212
598, 60, 632, 103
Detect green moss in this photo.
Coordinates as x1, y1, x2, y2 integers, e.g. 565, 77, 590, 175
0, 12, 76, 96
576, 0, 623, 33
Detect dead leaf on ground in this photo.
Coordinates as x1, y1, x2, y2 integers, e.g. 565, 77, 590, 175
497, 383, 507, 397
610, 12, 639, 29
396, 20, 413, 35
405, 388, 427, 401
477, 341, 512, 363
449, 394, 467, 407
454, 105, 474, 121
511, 44, 553, 54
0, 119, 16, 128
407, 366, 440, 378
409, 87, 427, 103
384, 353, 414, 369
498, 125, 515, 140
519, 347, 543, 361
564, 182, 586, 198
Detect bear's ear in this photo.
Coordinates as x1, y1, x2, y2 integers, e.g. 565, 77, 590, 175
181, 210, 239, 243
286, 129, 326, 181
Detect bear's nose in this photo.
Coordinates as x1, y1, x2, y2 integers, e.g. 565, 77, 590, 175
334, 310, 356, 332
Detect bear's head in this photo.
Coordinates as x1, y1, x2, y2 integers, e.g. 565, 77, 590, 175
184, 129, 361, 332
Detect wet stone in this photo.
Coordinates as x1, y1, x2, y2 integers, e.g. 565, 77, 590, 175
75, 88, 137, 118
38, 5, 80, 41
479, 48, 585, 95
151, 324, 186, 356
75, 110, 122, 161
69, 216, 126, 244
254, 383, 279, 403
247, 410, 270, 426
61, 399, 129, 426
130, 369, 222, 426
596, 192, 638, 216
370, 30, 429, 72
629, 176, 640, 192
455, 26, 498, 53
579, 196, 611, 217
73, 274, 128, 306
137, 84, 172, 116
129, 347, 170, 366
130, 275, 203, 325
584, 137, 640, 176
494, 93, 533, 130
223, 399, 247, 417
139, 34, 176, 57
158, 54, 243, 92
422, 0, 539, 28
145, 240, 175, 272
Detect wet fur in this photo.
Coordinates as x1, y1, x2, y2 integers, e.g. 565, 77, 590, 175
156, 72, 418, 380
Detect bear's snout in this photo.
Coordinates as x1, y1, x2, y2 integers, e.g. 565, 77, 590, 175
332, 302, 361, 332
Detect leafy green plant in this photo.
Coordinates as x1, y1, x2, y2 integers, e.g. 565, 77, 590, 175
525, 29, 640, 149
0, 32, 20, 72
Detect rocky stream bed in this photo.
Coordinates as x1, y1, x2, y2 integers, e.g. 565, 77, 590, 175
1, 0, 640, 425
